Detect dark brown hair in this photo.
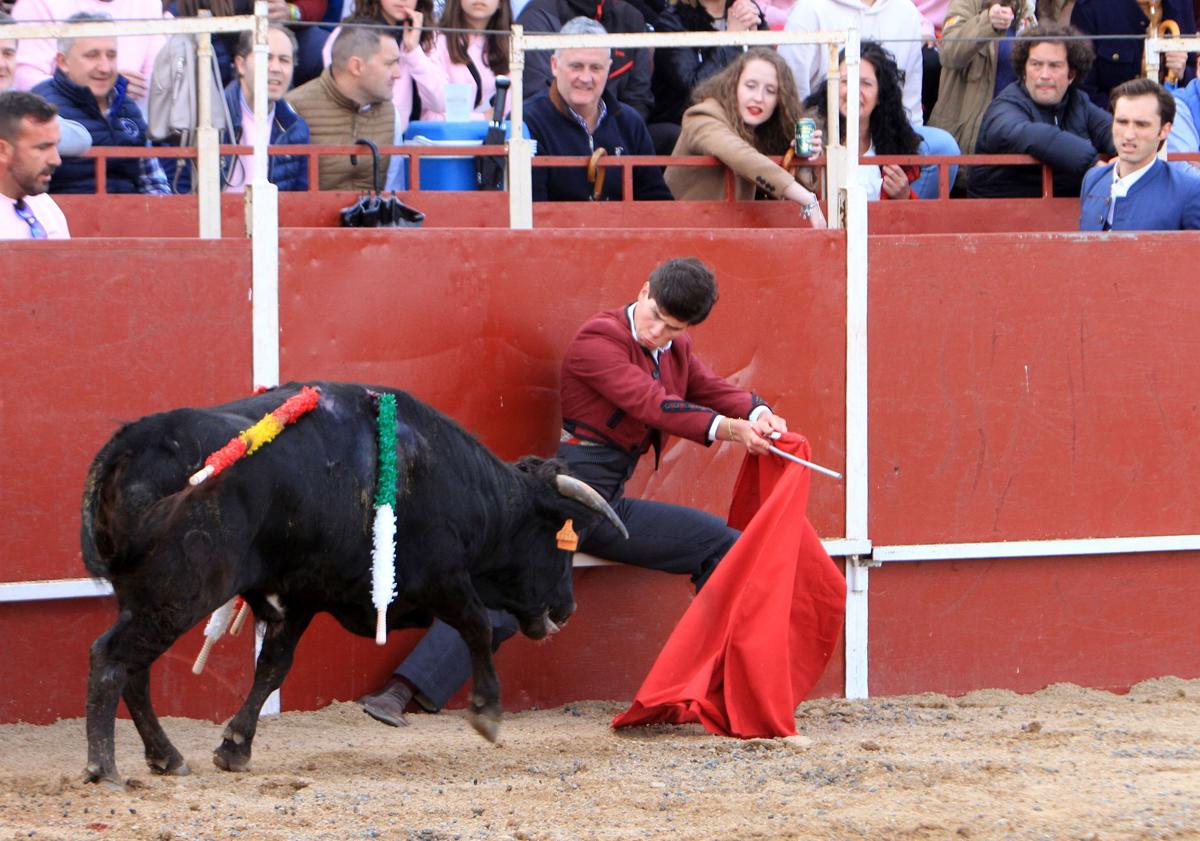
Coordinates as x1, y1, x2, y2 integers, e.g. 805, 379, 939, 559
439, 0, 510, 75
1110, 76, 1176, 125
0, 91, 59, 143
1011, 22, 1094, 85
355, 0, 436, 53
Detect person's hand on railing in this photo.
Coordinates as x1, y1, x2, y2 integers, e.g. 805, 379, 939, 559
988, 3, 1014, 33
400, 8, 425, 54
266, 0, 290, 21
783, 181, 827, 228
121, 69, 148, 100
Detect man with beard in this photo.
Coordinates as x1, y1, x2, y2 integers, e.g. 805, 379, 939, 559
0, 89, 69, 238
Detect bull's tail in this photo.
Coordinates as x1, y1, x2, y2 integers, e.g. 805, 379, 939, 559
80, 433, 131, 581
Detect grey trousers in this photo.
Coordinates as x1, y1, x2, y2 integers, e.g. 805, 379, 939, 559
394, 442, 739, 709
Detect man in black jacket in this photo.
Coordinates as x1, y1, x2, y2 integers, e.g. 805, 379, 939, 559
517, 0, 654, 122
969, 23, 1114, 199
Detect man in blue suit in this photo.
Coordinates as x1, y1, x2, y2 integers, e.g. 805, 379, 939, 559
1080, 77, 1200, 231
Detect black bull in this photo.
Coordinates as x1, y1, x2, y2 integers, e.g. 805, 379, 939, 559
79, 382, 625, 787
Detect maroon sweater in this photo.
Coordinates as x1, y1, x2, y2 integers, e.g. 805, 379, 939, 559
560, 306, 764, 456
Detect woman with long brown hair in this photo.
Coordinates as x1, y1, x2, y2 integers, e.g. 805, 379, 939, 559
665, 47, 826, 228
417, 0, 511, 121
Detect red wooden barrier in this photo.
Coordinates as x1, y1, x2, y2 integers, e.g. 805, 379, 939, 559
2, 222, 1197, 727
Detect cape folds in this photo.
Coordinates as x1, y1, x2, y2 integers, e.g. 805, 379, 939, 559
611, 433, 847, 738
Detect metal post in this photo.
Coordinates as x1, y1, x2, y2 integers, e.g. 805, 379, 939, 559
507, 24, 533, 230
195, 11, 221, 238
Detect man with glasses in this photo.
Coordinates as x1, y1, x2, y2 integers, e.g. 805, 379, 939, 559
0, 89, 69, 239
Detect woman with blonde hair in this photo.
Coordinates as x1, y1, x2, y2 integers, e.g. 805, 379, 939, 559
665, 47, 826, 228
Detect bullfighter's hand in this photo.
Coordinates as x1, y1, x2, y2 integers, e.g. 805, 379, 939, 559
727, 418, 772, 455
756, 412, 788, 437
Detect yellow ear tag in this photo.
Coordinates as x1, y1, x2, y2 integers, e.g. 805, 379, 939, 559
556, 519, 578, 551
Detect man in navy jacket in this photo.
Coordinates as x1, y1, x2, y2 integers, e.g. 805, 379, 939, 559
1080, 77, 1200, 231
516, 0, 654, 121
32, 11, 170, 194
524, 17, 671, 201
970, 23, 1114, 199
221, 25, 309, 192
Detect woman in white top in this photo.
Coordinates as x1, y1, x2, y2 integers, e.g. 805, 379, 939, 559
418, 0, 510, 121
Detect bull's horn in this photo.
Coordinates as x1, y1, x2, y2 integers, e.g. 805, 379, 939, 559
555, 475, 629, 539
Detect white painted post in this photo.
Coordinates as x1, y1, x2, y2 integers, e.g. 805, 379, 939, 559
195, 13, 221, 238
507, 24, 533, 230
247, 1, 281, 717
839, 29, 871, 699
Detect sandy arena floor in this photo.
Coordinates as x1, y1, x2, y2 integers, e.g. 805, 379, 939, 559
1, 678, 1199, 841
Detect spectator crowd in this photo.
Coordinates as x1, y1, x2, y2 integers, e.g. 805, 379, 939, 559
4, 0, 1200, 231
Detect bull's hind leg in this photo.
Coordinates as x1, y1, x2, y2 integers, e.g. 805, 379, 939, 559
213, 610, 312, 773
85, 614, 185, 787
124, 667, 189, 776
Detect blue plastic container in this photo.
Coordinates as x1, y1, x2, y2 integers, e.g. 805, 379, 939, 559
402, 120, 529, 191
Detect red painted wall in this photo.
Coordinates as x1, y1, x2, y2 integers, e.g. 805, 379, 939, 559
2, 220, 1198, 728
869, 552, 1200, 696
869, 233, 1200, 543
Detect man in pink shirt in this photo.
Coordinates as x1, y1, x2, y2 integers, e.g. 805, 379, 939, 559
0, 89, 70, 238
11, 0, 165, 107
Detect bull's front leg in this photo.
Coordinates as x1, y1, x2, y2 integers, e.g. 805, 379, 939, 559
436, 596, 501, 742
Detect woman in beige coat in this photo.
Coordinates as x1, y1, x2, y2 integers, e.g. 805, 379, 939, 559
665, 48, 827, 228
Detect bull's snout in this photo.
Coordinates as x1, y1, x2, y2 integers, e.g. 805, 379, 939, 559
521, 602, 574, 640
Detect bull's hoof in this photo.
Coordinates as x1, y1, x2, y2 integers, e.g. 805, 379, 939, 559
83, 764, 126, 791
467, 710, 501, 743
147, 754, 190, 776
212, 743, 251, 773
